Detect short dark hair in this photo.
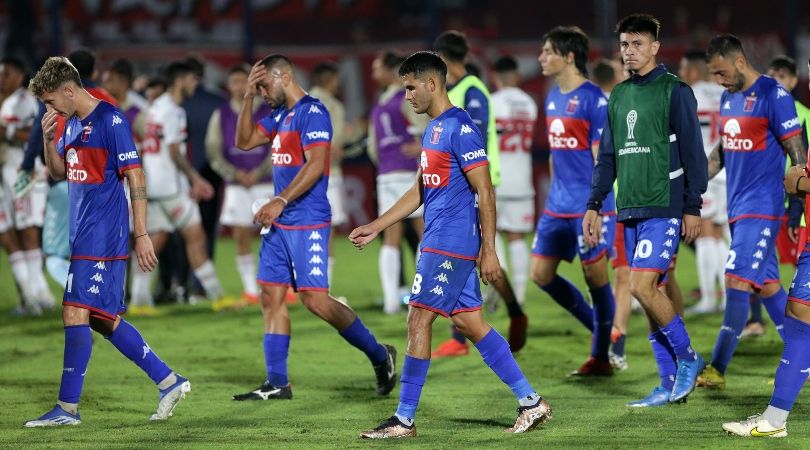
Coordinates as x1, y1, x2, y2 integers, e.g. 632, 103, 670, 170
259, 54, 293, 72
68, 48, 96, 79
769, 55, 797, 76
164, 60, 194, 86
108, 58, 134, 84
543, 26, 590, 77
185, 56, 204, 77
706, 34, 746, 60
147, 75, 167, 90
615, 14, 661, 41
591, 59, 616, 85
0, 56, 26, 75
379, 51, 405, 70
434, 30, 469, 62
228, 63, 251, 76
398, 51, 447, 86
310, 62, 339, 87
494, 56, 518, 73
682, 49, 707, 64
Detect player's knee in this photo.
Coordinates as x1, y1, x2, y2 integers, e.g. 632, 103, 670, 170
88, 316, 115, 336
299, 291, 328, 316
531, 263, 554, 287
724, 275, 750, 292
406, 306, 435, 330
760, 281, 781, 298
582, 262, 608, 287
629, 275, 657, 301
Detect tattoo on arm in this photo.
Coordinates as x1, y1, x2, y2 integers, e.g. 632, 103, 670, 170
783, 135, 808, 166
707, 142, 724, 179
130, 187, 147, 201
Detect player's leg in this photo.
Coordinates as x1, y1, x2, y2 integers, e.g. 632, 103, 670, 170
130, 201, 171, 312
223, 184, 266, 304
505, 232, 530, 304
1, 227, 36, 313
380, 220, 405, 314
573, 253, 615, 376
326, 172, 347, 285
16, 179, 54, 309
692, 183, 723, 314
178, 200, 233, 309
759, 258, 787, 340
609, 221, 631, 369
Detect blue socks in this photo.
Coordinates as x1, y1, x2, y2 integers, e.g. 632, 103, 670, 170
58, 325, 93, 404
263, 333, 290, 386
660, 315, 696, 362
474, 328, 535, 399
396, 355, 431, 422
770, 316, 810, 411
590, 283, 615, 359
750, 294, 764, 323
541, 275, 594, 332
108, 319, 172, 385
761, 288, 787, 340
712, 288, 750, 373
338, 317, 387, 365
649, 330, 676, 390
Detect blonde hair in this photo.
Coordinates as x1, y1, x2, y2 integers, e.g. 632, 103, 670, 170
28, 56, 83, 98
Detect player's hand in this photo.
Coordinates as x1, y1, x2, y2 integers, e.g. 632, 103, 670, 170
246, 61, 266, 98
582, 209, 603, 248
42, 109, 59, 141
681, 214, 701, 245
190, 176, 214, 201
477, 246, 502, 285
134, 233, 158, 272
788, 226, 800, 244
785, 165, 807, 195
348, 224, 379, 250
254, 197, 284, 228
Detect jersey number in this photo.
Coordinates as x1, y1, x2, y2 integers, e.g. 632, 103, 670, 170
142, 123, 162, 154
411, 273, 423, 295
634, 239, 653, 260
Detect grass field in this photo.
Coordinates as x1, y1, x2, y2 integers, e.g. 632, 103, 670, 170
0, 235, 807, 449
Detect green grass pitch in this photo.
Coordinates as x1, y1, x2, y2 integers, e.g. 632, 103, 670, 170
0, 236, 807, 448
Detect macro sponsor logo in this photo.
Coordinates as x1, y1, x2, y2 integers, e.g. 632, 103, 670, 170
722, 119, 753, 150
272, 153, 293, 164
547, 118, 579, 148
66, 148, 88, 182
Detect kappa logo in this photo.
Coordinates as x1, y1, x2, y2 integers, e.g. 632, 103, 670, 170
308, 231, 323, 240
435, 273, 449, 283
597, 97, 608, 107
467, 99, 482, 109
142, 343, 151, 359
669, 218, 679, 224
309, 243, 323, 252
803, 282, 810, 289
761, 228, 772, 237
94, 261, 106, 270
90, 273, 104, 283
547, 101, 556, 111
309, 267, 324, 276
308, 104, 322, 114
723, 101, 731, 110
757, 239, 767, 248
274, 113, 282, 122
752, 261, 760, 270
777, 87, 789, 98
430, 285, 444, 296
440, 260, 454, 271
309, 255, 323, 264
87, 285, 100, 295
753, 249, 764, 260
660, 250, 670, 259
112, 114, 123, 126
664, 239, 673, 248
460, 124, 474, 135
666, 227, 676, 236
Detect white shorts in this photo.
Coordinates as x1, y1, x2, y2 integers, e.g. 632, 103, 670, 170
701, 178, 727, 225
1, 152, 47, 231
496, 197, 535, 234
327, 172, 347, 226
220, 183, 275, 227
377, 171, 423, 218
147, 194, 202, 234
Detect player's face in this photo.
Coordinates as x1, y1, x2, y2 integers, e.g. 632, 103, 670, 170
101, 71, 124, 97
401, 73, 431, 115
619, 32, 659, 73
708, 54, 745, 93
767, 68, 797, 91
258, 69, 286, 108
0, 64, 22, 95
180, 73, 199, 99
40, 85, 76, 118
677, 58, 697, 85
538, 40, 565, 77
371, 57, 389, 88
227, 71, 248, 99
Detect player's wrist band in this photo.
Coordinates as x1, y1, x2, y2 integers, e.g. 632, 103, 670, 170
273, 195, 288, 206
135, 233, 148, 239
797, 176, 805, 193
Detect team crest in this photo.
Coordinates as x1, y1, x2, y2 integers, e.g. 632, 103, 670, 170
430, 124, 443, 145
81, 125, 93, 142
566, 96, 580, 114
284, 111, 295, 125
744, 93, 757, 112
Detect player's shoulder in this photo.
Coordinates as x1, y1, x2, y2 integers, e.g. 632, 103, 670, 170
95, 101, 127, 125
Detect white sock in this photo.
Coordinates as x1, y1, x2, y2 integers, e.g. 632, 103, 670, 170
24, 249, 54, 306
716, 237, 729, 294
379, 245, 401, 314
194, 260, 224, 300
236, 253, 258, 297
762, 405, 789, 428
508, 239, 530, 305
328, 256, 335, 287
518, 392, 541, 407
157, 372, 177, 390
395, 414, 414, 426
695, 237, 717, 307
57, 401, 79, 415
130, 256, 155, 307
9, 251, 32, 301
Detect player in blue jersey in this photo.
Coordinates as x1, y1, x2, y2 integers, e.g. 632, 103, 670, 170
232, 54, 396, 401
698, 35, 807, 391
352, 51, 549, 439
533, 26, 616, 376
24, 57, 190, 427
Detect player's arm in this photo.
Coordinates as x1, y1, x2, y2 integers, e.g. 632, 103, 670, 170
465, 165, 501, 284
671, 83, 706, 244
41, 109, 65, 180
583, 120, 616, 247
236, 62, 272, 150
707, 141, 725, 179
168, 142, 213, 200
350, 171, 423, 249
124, 167, 158, 272
782, 134, 808, 167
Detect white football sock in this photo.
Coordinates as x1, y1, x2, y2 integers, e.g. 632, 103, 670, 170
25, 248, 54, 306
236, 253, 258, 297
193, 260, 224, 300
379, 245, 401, 314
508, 239, 530, 305
695, 237, 717, 307
9, 251, 33, 301
716, 237, 729, 293
762, 405, 789, 428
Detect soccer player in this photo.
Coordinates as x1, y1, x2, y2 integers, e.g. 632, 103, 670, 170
368, 51, 426, 315
308, 62, 347, 285
352, 51, 550, 438
491, 55, 537, 306
433, 30, 528, 356
0, 56, 54, 313
697, 35, 806, 390
585, 14, 707, 406
207, 64, 274, 304
534, 26, 616, 376
24, 56, 189, 427
232, 54, 396, 401
102, 59, 147, 149
678, 50, 728, 315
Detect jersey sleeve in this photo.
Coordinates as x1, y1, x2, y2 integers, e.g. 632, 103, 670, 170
162, 106, 187, 145
588, 91, 609, 146
768, 84, 801, 141
105, 109, 141, 175
256, 113, 278, 139
464, 87, 490, 141
452, 118, 489, 173
300, 105, 333, 151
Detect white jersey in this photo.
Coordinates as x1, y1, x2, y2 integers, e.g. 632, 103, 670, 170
0, 87, 38, 154
692, 80, 726, 182
143, 93, 188, 199
492, 86, 537, 198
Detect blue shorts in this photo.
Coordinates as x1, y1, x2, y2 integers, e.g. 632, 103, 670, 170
788, 245, 810, 305
624, 218, 681, 283
257, 223, 330, 292
531, 213, 616, 264
408, 251, 481, 317
63, 259, 127, 321
726, 218, 780, 289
